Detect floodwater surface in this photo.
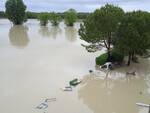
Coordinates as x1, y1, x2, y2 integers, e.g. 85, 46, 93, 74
0, 19, 150, 113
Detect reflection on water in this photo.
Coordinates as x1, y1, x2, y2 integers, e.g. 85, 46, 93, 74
49, 26, 62, 39
79, 76, 150, 113
65, 26, 77, 42
9, 25, 29, 48
38, 26, 62, 39
78, 59, 150, 113
38, 26, 51, 37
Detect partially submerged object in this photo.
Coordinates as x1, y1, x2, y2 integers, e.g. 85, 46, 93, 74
142, 54, 150, 58
36, 102, 48, 109
36, 98, 56, 109
136, 103, 150, 113
69, 78, 82, 86
46, 98, 56, 102
61, 78, 82, 92
126, 71, 136, 76
61, 86, 72, 91
136, 103, 150, 107
100, 62, 113, 70
89, 70, 93, 73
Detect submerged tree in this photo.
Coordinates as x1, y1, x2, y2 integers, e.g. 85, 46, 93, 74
49, 12, 61, 26
79, 4, 124, 61
64, 9, 77, 26
5, 0, 27, 25
38, 13, 50, 26
114, 11, 150, 65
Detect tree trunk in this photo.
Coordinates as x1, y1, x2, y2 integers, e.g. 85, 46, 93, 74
107, 48, 111, 61
107, 32, 111, 62
127, 52, 131, 66
131, 51, 135, 61
103, 40, 110, 62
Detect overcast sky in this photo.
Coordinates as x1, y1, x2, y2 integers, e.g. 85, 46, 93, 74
0, 0, 150, 12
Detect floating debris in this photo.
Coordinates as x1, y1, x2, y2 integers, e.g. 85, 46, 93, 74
61, 78, 82, 92
36, 98, 56, 109
136, 103, 150, 107
126, 71, 136, 76
45, 98, 56, 102
36, 102, 48, 109
142, 53, 150, 58
69, 78, 82, 86
89, 70, 93, 73
61, 86, 72, 91
100, 62, 113, 70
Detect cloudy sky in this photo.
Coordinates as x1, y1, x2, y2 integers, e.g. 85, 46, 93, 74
0, 0, 150, 12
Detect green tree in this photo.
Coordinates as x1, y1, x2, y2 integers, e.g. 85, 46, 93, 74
79, 4, 124, 61
64, 9, 77, 26
38, 13, 50, 26
114, 11, 150, 65
49, 12, 61, 26
5, 0, 27, 25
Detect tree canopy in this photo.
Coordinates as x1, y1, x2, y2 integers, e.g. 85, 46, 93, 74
38, 13, 50, 26
79, 4, 150, 65
114, 11, 150, 65
64, 9, 77, 26
79, 4, 124, 61
49, 12, 61, 26
5, 0, 27, 25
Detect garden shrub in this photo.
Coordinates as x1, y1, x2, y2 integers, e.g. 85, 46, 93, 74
111, 50, 124, 63
96, 53, 108, 65
96, 49, 124, 65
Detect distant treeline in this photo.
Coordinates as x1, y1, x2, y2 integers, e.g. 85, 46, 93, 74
0, 11, 90, 19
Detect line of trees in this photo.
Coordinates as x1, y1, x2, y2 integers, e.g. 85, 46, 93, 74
4, 0, 89, 26
37, 9, 77, 26
79, 4, 150, 66
26, 12, 89, 20
0, 11, 89, 20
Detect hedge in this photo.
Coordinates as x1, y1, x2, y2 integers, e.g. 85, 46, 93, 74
96, 53, 108, 65
110, 50, 124, 63
96, 50, 124, 65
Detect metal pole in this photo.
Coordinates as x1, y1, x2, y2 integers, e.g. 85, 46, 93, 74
149, 105, 150, 113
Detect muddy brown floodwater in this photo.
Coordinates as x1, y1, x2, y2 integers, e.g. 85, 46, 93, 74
0, 19, 150, 113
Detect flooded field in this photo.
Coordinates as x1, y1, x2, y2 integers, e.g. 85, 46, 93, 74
0, 19, 150, 113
